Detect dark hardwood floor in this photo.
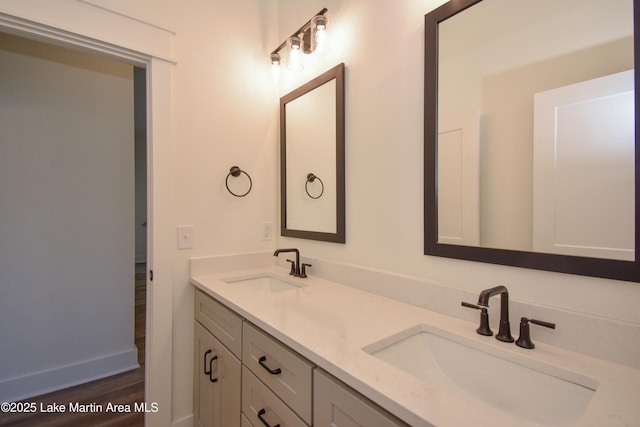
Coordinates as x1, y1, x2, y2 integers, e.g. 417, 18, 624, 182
1, 265, 147, 427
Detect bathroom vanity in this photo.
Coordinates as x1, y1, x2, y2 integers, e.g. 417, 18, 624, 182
193, 286, 406, 427
191, 255, 640, 427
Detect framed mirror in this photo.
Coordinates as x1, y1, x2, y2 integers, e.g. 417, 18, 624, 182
424, 0, 640, 281
280, 63, 345, 242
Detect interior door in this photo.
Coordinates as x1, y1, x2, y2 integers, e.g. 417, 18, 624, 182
437, 112, 480, 246
533, 70, 635, 260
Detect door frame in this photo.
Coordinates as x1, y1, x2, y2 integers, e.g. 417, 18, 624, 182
0, 6, 175, 426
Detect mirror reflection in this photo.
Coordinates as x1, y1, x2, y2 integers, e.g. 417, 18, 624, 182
280, 63, 345, 243
285, 79, 337, 232
425, 0, 639, 281
436, 0, 634, 259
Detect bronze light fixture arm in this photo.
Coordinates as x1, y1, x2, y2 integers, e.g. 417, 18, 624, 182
270, 8, 328, 56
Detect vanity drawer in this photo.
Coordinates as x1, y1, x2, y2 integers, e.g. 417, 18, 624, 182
242, 322, 313, 424
242, 367, 307, 427
314, 369, 409, 427
195, 289, 243, 358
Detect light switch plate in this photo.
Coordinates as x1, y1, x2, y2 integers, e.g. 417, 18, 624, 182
262, 222, 272, 241
177, 225, 194, 249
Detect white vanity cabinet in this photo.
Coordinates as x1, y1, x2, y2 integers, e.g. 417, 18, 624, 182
193, 289, 242, 427
194, 287, 408, 427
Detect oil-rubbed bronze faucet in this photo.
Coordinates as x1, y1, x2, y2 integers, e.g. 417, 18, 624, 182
477, 285, 514, 342
273, 248, 300, 277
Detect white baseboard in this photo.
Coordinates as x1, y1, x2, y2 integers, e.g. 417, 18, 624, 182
0, 348, 139, 403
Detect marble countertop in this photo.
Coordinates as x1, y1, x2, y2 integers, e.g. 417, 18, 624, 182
191, 266, 640, 427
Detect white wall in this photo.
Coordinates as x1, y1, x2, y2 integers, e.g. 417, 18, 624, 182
163, 1, 279, 421
0, 33, 138, 401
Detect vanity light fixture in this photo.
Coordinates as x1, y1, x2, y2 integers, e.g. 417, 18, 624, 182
270, 8, 329, 74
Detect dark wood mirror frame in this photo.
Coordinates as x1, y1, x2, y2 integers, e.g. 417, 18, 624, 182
424, 0, 640, 282
280, 63, 345, 243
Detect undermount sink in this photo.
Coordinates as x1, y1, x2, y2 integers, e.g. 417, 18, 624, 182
224, 275, 304, 293
363, 324, 597, 426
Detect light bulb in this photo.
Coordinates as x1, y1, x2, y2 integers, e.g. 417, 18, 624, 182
311, 15, 330, 55
270, 53, 281, 83
286, 36, 303, 72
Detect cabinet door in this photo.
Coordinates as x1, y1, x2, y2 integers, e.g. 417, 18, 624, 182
314, 370, 408, 427
194, 322, 241, 427
195, 289, 243, 358
241, 414, 255, 427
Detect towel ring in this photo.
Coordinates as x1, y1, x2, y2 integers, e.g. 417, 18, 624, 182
226, 166, 252, 197
305, 173, 324, 199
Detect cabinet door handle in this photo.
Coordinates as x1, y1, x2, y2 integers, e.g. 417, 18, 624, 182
258, 356, 281, 375
257, 408, 280, 427
203, 350, 212, 376
209, 355, 219, 383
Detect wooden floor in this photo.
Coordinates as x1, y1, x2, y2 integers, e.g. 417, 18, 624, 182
1, 265, 147, 427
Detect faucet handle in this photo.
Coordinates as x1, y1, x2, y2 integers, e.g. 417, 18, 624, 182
461, 301, 493, 336
516, 317, 556, 349
286, 259, 296, 275
300, 263, 312, 278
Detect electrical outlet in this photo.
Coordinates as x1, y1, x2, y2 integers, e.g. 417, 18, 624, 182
177, 225, 195, 249
262, 222, 272, 241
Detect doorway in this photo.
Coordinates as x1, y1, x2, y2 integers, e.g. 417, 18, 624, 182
0, 31, 146, 412
0, 7, 174, 424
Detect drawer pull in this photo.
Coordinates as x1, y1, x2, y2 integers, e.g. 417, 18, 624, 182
209, 355, 219, 383
258, 356, 282, 375
203, 350, 212, 376
257, 408, 280, 427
